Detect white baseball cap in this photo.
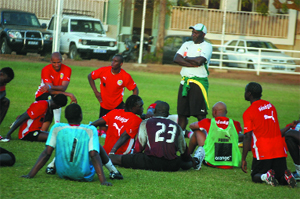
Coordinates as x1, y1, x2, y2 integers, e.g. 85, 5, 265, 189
189, 23, 207, 34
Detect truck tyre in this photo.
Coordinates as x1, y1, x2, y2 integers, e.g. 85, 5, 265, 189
1, 38, 12, 54
69, 44, 80, 59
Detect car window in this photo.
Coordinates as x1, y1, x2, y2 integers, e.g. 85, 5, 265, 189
3, 12, 40, 27
237, 41, 245, 47
226, 40, 237, 51
164, 37, 174, 48
174, 37, 183, 49
71, 19, 104, 33
61, 18, 68, 32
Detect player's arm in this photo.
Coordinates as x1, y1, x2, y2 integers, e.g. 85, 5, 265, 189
89, 150, 112, 186
241, 131, 252, 173
22, 146, 54, 178
174, 53, 197, 67
90, 118, 107, 128
87, 73, 102, 103
48, 80, 70, 92
110, 131, 131, 154
132, 86, 139, 95
5, 112, 30, 140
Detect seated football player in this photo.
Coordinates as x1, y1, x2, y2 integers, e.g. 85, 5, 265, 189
188, 101, 244, 170
109, 101, 196, 171
22, 103, 123, 185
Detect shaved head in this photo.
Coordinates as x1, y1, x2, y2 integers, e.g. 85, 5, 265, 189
212, 101, 227, 118
51, 52, 62, 61
154, 101, 170, 117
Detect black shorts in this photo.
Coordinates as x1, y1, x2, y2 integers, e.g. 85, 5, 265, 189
36, 93, 53, 122
21, 131, 43, 142
251, 157, 287, 185
99, 101, 125, 118
121, 153, 182, 172
177, 83, 207, 117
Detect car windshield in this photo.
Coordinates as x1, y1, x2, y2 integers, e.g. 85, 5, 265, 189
70, 19, 105, 34
2, 11, 41, 27
246, 41, 279, 52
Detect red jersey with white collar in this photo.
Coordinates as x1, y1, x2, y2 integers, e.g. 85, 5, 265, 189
18, 100, 49, 139
243, 99, 287, 160
102, 109, 142, 155
197, 117, 242, 134
35, 64, 72, 98
91, 66, 137, 110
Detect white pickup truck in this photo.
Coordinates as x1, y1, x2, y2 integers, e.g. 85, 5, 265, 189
47, 14, 118, 60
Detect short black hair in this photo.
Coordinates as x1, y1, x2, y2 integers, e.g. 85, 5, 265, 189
65, 103, 82, 122
246, 82, 262, 99
1, 67, 14, 80
113, 54, 124, 63
52, 94, 68, 107
125, 95, 142, 110
154, 101, 169, 117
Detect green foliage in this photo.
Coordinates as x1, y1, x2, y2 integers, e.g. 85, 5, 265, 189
0, 60, 299, 198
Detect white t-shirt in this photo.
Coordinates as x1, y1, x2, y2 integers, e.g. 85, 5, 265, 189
176, 41, 212, 78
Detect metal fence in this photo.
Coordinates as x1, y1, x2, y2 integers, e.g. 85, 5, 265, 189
209, 45, 300, 75
171, 6, 289, 38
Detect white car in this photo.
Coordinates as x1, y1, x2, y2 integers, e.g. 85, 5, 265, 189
221, 39, 296, 71
47, 14, 118, 60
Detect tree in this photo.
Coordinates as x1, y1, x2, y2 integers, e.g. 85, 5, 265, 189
155, 0, 167, 63
273, 0, 300, 11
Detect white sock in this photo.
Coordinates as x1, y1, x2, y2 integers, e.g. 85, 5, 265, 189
53, 108, 62, 123
294, 163, 300, 174
104, 159, 118, 173
261, 173, 267, 181
47, 157, 55, 168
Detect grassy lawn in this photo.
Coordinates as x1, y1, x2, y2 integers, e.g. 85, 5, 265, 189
0, 60, 299, 198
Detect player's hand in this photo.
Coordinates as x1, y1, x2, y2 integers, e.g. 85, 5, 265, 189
95, 92, 102, 103
40, 85, 49, 93
101, 181, 112, 186
69, 93, 77, 104
21, 175, 31, 179
241, 160, 247, 173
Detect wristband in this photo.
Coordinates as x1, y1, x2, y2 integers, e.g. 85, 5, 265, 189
109, 152, 115, 155
48, 85, 51, 90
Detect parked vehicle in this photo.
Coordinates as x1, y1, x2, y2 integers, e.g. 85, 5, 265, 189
162, 35, 228, 65
121, 34, 153, 62
0, 9, 52, 56
122, 38, 138, 62
221, 39, 296, 71
47, 12, 118, 60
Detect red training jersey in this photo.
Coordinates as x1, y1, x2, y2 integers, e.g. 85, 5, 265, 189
18, 100, 49, 139
102, 109, 142, 155
243, 99, 287, 160
90, 66, 136, 110
197, 117, 242, 134
35, 64, 72, 98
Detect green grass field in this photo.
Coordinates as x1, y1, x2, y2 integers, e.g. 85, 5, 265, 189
0, 60, 299, 198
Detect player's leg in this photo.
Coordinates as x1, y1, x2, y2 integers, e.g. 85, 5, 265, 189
189, 83, 207, 121
53, 108, 62, 123
21, 131, 48, 142
251, 158, 278, 186
37, 131, 49, 142
177, 84, 189, 133
285, 130, 300, 180
0, 97, 10, 125
99, 144, 123, 179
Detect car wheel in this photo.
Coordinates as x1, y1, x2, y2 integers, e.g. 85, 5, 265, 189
247, 61, 255, 69
1, 38, 12, 54
69, 44, 79, 59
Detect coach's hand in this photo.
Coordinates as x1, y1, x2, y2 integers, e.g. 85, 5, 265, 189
101, 181, 112, 186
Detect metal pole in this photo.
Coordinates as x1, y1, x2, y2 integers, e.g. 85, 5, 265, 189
138, 0, 147, 64
219, 0, 227, 68
52, 0, 64, 52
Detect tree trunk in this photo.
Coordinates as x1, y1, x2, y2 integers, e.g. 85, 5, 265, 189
156, 0, 166, 63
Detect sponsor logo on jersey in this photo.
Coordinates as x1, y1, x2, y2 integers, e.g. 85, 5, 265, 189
117, 80, 123, 86
197, 48, 202, 53
60, 73, 64, 79
215, 156, 232, 161
114, 116, 129, 123
258, 103, 272, 112
215, 119, 229, 125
